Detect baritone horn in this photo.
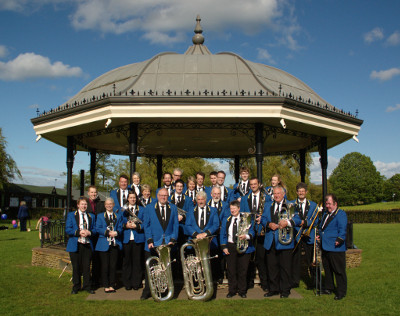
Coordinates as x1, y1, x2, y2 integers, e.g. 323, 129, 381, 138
145, 244, 175, 302
180, 236, 217, 301
237, 212, 252, 253
278, 203, 294, 245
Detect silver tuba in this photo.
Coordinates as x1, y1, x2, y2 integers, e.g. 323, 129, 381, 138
278, 202, 294, 245
236, 212, 253, 253
180, 236, 217, 301
145, 244, 175, 302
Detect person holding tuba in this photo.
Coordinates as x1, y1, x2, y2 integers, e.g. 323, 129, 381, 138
122, 191, 145, 291
260, 186, 301, 298
220, 200, 255, 298
318, 194, 347, 300
240, 177, 269, 292
140, 188, 179, 300
291, 182, 319, 289
95, 198, 123, 293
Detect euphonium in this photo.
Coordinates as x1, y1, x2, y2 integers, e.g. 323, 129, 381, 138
145, 245, 175, 302
237, 212, 252, 253
278, 203, 294, 245
180, 236, 217, 301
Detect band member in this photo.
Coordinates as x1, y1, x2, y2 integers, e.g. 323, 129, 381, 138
156, 172, 174, 197
196, 171, 211, 199
208, 171, 218, 190
232, 167, 251, 202
95, 198, 123, 293
217, 170, 232, 202
65, 197, 95, 294
261, 186, 301, 298
172, 168, 187, 191
185, 191, 220, 279
240, 177, 269, 291
140, 188, 179, 300
185, 176, 197, 203
122, 191, 145, 291
319, 194, 347, 300
86, 185, 105, 289
129, 172, 142, 199
291, 182, 318, 289
110, 174, 130, 213
140, 184, 154, 206
207, 186, 229, 283
220, 200, 255, 298
264, 174, 284, 202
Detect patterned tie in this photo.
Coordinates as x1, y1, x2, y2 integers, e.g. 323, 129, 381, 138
232, 218, 238, 240
177, 195, 181, 204
252, 194, 257, 212
161, 206, 165, 222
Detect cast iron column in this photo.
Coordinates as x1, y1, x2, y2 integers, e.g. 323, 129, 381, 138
234, 156, 240, 183
129, 123, 138, 180
66, 136, 74, 213
157, 155, 163, 189
319, 137, 328, 207
255, 123, 264, 184
90, 148, 96, 185
300, 149, 306, 183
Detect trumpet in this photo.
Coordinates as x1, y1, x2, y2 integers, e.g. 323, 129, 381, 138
180, 236, 217, 301
145, 244, 176, 302
237, 212, 252, 253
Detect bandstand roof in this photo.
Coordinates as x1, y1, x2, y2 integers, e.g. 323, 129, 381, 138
31, 16, 363, 158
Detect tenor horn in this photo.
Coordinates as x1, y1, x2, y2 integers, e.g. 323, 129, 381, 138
145, 245, 175, 302
180, 236, 217, 301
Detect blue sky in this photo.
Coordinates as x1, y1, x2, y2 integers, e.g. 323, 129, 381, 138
0, 0, 399, 188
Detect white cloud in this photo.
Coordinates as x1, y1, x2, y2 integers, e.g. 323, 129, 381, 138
18, 166, 66, 188
309, 155, 340, 184
0, 52, 83, 81
386, 104, 400, 112
364, 27, 384, 43
370, 67, 400, 81
386, 31, 400, 46
374, 161, 400, 178
257, 48, 276, 64
0, 45, 8, 58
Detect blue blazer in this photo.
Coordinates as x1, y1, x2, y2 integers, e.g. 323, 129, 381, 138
231, 181, 250, 201
168, 194, 193, 236
17, 205, 29, 219
110, 188, 128, 213
122, 206, 145, 244
143, 202, 179, 252
292, 199, 319, 245
65, 211, 95, 252
319, 209, 347, 252
95, 211, 123, 251
220, 212, 255, 254
185, 205, 220, 249
261, 200, 301, 251
207, 199, 230, 222
240, 191, 268, 235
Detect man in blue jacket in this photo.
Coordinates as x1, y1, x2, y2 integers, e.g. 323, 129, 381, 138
65, 197, 95, 294
319, 194, 347, 300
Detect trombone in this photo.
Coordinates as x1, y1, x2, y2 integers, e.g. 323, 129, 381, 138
293, 204, 322, 252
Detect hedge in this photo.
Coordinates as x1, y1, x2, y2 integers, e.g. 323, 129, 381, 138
346, 209, 400, 223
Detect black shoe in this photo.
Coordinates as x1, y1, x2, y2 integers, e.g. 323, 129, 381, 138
71, 289, 79, 295
264, 291, 279, 297
86, 290, 95, 294
280, 294, 289, 298
247, 282, 254, 289
218, 278, 224, 284
140, 294, 150, 300
291, 283, 299, 288
226, 292, 236, 298
321, 289, 332, 295
334, 295, 345, 300
125, 286, 133, 291
239, 293, 247, 298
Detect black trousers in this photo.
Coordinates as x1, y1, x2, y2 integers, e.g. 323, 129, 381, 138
99, 245, 119, 288
292, 239, 315, 287
255, 235, 269, 289
123, 240, 144, 288
322, 250, 347, 297
20, 218, 27, 231
225, 243, 251, 295
266, 243, 292, 296
91, 236, 101, 288
69, 243, 93, 291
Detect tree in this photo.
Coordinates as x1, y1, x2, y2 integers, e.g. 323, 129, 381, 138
0, 128, 21, 189
383, 173, 400, 201
329, 152, 384, 206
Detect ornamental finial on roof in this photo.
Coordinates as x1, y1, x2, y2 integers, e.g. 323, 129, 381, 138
192, 15, 204, 45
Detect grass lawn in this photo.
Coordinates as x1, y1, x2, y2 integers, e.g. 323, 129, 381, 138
0, 222, 399, 315
342, 201, 400, 210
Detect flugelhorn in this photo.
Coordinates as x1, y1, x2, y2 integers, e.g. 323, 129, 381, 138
145, 244, 175, 302
180, 236, 217, 301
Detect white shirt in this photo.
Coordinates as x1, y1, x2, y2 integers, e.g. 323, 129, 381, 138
228, 215, 240, 243
133, 184, 140, 196
198, 207, 206, 228
120, 189, 128, 204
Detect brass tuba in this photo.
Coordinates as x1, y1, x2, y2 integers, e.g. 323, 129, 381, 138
145, 245, 175, 302
180, 236, 217, 301
278, 203, 294, 245
236, 212, 253, 253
